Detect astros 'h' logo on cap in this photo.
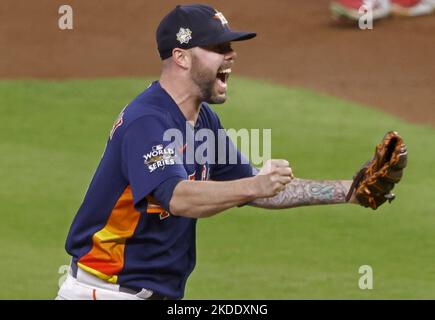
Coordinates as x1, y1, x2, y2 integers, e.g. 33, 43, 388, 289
213, 10, 228, 26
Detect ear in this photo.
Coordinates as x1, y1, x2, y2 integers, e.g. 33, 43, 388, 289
171, 48, 191, 69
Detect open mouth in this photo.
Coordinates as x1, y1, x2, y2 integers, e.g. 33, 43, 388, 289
216, 68, 231, 88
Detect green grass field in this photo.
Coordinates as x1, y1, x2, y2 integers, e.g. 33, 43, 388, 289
1, 77, 434, 299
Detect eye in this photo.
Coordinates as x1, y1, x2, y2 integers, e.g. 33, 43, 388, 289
203, 43, 233, 54
217, 43, 233, 54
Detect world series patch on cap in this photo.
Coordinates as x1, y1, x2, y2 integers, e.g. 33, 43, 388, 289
156, 4, 256, 59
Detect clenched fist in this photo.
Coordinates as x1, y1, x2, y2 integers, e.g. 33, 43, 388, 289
252, 159, 294, 198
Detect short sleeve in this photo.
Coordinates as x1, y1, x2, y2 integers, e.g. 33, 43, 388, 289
209, 119, 255, 181
122, 116, 188, 209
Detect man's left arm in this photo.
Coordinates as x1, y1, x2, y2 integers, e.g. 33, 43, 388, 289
250, 178, 355, 209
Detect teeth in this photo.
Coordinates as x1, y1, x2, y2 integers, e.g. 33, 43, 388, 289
218, 68, 232, 74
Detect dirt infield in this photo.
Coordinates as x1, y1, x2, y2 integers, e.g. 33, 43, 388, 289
1, 0, 434, 126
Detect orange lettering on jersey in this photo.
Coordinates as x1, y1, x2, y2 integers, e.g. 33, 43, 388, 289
145, 171, 198, 220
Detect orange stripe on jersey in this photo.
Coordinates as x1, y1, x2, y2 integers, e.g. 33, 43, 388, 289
78, 185, 141, 282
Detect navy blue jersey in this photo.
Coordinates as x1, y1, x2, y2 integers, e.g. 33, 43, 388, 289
65, 81, 254, 299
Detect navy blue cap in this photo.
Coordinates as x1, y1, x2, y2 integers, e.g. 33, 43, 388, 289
156, 4, 256, 60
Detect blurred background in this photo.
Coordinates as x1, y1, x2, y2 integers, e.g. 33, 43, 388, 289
1, 0, 434, 299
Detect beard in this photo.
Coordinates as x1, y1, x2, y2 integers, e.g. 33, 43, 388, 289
190, 54, 227, 104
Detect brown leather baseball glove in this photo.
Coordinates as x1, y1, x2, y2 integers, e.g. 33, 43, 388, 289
346, 131, 408, 210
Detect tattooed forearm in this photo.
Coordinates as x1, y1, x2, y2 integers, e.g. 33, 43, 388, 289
250, 178, 352, 209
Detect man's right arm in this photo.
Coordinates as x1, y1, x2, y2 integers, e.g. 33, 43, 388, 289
169, 160, 293, 219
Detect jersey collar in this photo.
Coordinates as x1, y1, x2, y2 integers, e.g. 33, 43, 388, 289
153, 81, 203, 130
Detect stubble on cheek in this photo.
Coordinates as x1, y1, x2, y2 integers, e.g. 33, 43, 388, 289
190, 54, 225, 104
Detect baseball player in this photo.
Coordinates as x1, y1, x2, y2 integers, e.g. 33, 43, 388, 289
57, 4, 406, 300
